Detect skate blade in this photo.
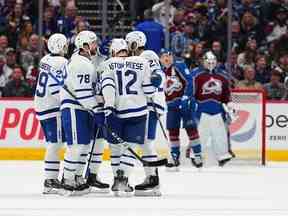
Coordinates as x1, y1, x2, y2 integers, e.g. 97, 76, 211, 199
134, 188, 161, 197
113, 190, 133, 197
58, 189, 75, 197
165, 166, 180, 172
90, 187, 110, 194
73, 187, 91, 196
43, 187, 60, 195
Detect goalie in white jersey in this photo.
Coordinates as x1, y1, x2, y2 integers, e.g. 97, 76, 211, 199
101, 38, 156, 196
59, 31, 106, 196
34, 33, 68, 194
125, 31, 166, 196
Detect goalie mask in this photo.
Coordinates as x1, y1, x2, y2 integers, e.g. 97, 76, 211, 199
203, 51, 217, 72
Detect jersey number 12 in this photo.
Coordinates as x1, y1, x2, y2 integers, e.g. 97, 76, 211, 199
116, 70, 137, 95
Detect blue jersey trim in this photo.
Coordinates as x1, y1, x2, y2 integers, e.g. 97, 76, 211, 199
75, 88, 92, 92
102, 84, 115, 90
36, 107, 59, 116
49, 83, 59, 87
61, 99, 81, 106
101, 77, 114, 84
116, 106, 147, 114
77, 94, 94, 100
51, 90, 60, 95
147, 102, 165, 111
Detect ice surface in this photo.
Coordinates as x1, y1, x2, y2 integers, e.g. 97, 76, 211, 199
0, 161, 288, 216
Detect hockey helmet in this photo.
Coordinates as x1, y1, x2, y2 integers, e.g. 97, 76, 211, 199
74, 30, 97, 50
125, 31, 147, 51
47, 33, 68, 54
110, 38, 128, 56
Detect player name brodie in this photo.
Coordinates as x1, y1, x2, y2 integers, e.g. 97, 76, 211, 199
108, 61, 144, 70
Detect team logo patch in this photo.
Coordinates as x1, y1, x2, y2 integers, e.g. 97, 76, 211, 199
165, 76, 183, 96
202, 77, 222, 95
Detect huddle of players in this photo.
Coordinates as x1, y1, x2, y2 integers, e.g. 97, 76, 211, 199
34, 30, 234, 197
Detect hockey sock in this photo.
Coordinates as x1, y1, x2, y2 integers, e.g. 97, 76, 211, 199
63, 145, 78, 180
186, 128, 202, 157
75, 144, 90, 177
44, 142, 62, 179
110, 143, 123, 177
142, 139, 158, 176
89, 138, 105, 175
171, 146, 180, 160
119, 143, 136, 178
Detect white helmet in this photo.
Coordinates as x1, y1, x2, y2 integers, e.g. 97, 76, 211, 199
125, 31, 147, 51
140, 50, 159, 61
203, 51, 217, 71
74, 30, 97, 50
47, 33, 67, 54
110, 38, 128, 55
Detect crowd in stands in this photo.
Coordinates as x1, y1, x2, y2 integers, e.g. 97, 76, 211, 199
0, 0, 288, 100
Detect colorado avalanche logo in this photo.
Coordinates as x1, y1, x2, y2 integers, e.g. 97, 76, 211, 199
229, 110, 257, 142
202, 78, 222, 95
165, 76, 183, 96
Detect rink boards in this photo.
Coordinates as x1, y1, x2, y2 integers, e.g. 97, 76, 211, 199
0, 98, 288, 161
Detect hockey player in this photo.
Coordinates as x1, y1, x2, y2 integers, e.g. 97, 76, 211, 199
192, 51, 233, 166
34, 33, 68, 194
125, 31, 165, 196
160, 49, 202, 170
77, 31, 110, 192
59, 31, 104, 196
101, 38, 156, 196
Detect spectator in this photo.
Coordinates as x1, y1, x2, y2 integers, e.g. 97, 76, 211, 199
56, 1, 79, 38
4, 47, 16, 76
186, 41, 205, 69
237, 38, 258, 68
0, 35, 8, 55
42, 7, 57, 38
17, 20, 33, 49
152, 0, 176, 27
7, 3, 30, 33
236, 65, 263, 90
19, 34, 42, 72
0, 55, 12, 96
211, 40, 226, 64
2, 65, 32, 97
254, 54, 271, 84
264, 69, 286, 100
135, 9, 165, 53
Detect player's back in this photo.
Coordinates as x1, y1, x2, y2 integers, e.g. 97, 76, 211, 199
102, 56, 154, 118
34, 54, 67, 120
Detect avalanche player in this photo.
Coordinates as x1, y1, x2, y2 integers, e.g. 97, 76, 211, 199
192, 51, 233, 166
125, 31, 165, 196
34, 33, 68, 194
160, 49, 202, 170
60, 31, 104, 195
101, 39, 156, 196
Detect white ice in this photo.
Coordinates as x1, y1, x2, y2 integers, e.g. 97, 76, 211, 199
0, 161, 288, 216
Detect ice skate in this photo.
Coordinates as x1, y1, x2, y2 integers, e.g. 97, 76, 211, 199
43, 179, 62, 195
111, 170, 133, 197
165, 153, 180, 172
59, 178, 76, 196
191, 155, 203, 168
74, 175, 91, 196
218, 154, 233, 167
135, 174, 161, 196
87, 173, 110, 193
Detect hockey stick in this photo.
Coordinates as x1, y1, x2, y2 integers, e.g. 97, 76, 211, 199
61, 85, 167, 167
104, 124, 167, 167
83, 126, 100, 179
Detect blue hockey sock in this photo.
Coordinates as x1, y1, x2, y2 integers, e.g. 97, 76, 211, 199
171, 146, 180, 160
191, 144, 202, 157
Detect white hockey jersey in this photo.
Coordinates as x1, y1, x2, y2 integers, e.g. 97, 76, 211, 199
60, 53, 100, 113
101, 56, 156, 118
141, 54, 166, 115
34, 54, 67, 120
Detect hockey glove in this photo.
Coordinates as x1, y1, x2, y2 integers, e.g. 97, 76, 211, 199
151, 70, 162, 88
99, 37, 112, 57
